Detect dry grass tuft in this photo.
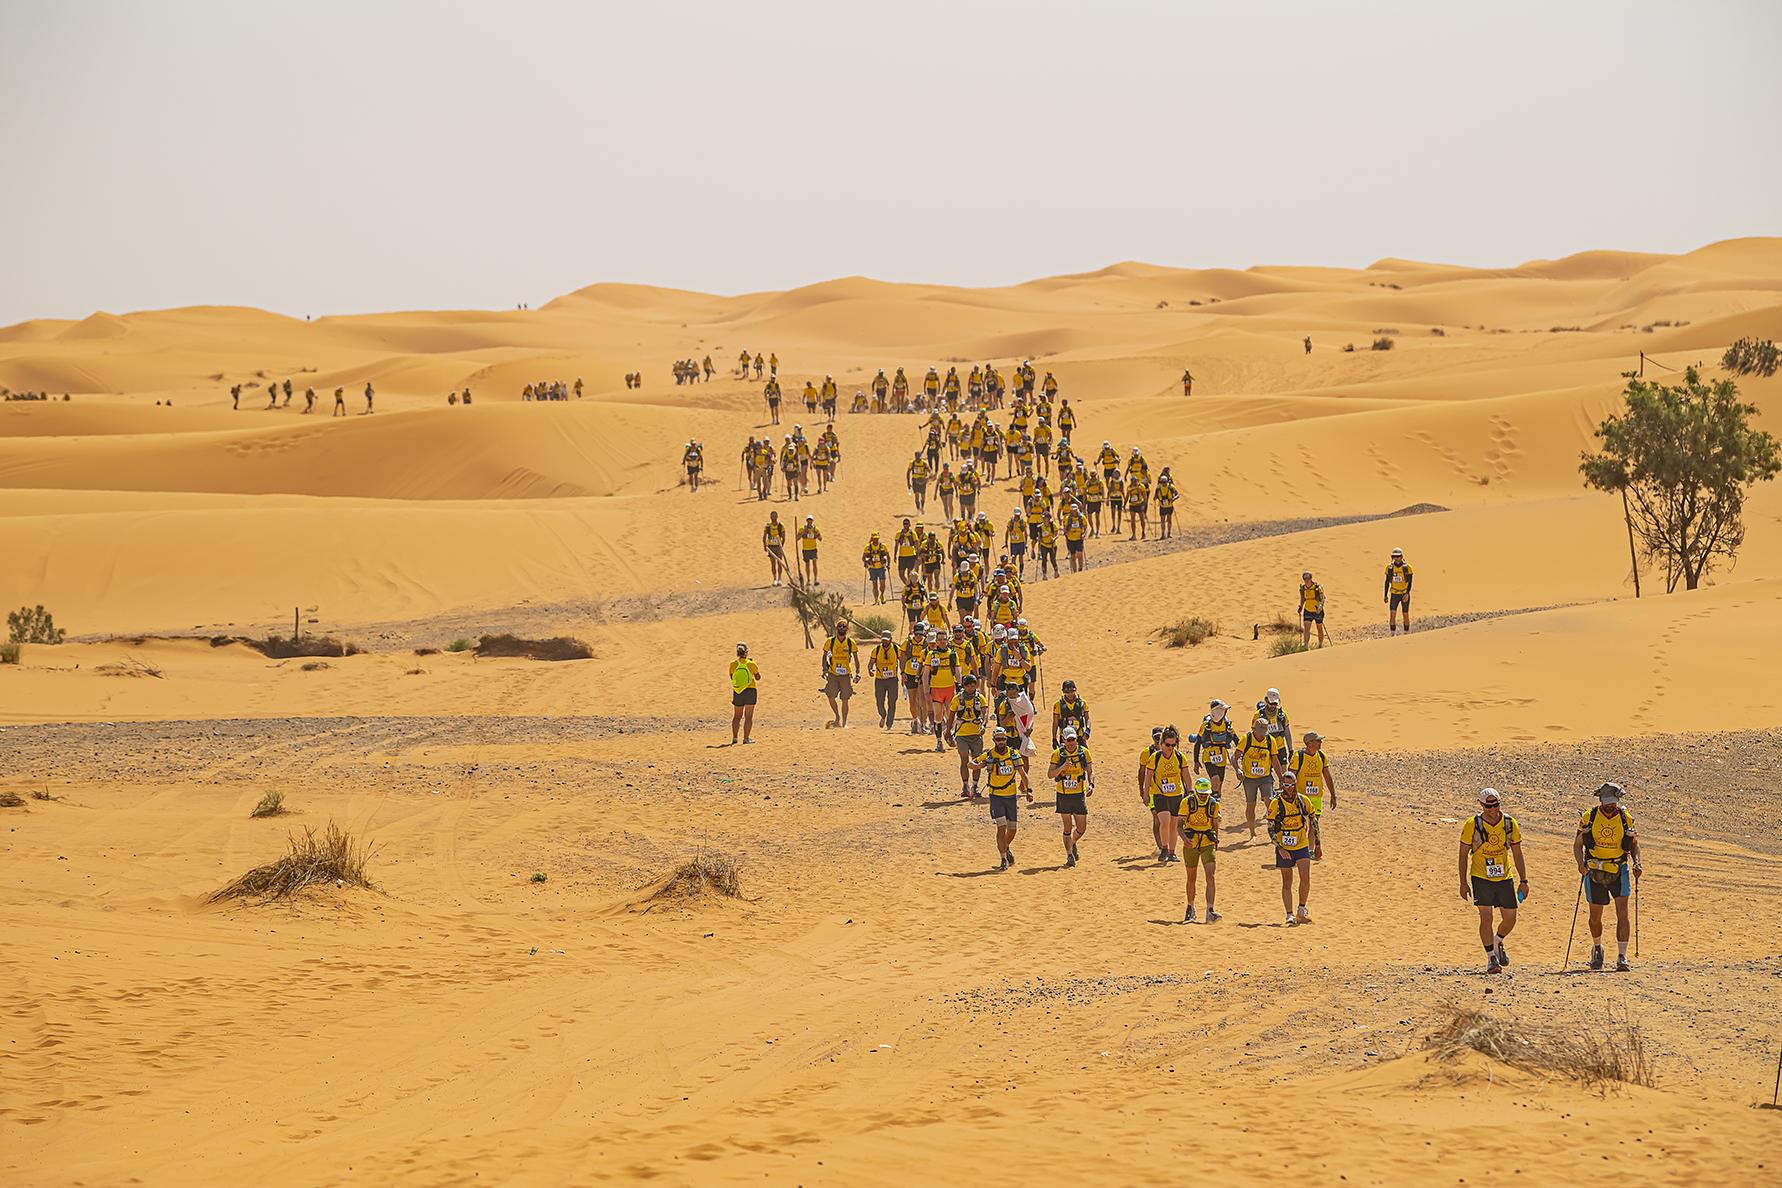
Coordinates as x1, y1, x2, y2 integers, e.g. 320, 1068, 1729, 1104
209, 822, 376, 904
474, 633, 593, 661
0, 790, 25, 808
1270, 636, 1309, 658
0, 642, 19, 665
250, 789, 286, 818
1156, 617, 1218, 648
1424, 1003, 1652, 1087
649, 851, 743, 902
1260, 612, 1298, 636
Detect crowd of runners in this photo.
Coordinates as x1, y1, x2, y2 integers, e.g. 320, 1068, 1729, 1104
723, 359, 1638, 973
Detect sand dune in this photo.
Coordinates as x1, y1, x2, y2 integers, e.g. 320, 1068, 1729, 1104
3, 238, 1781, 1186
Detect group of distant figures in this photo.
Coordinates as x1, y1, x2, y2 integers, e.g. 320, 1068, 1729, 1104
523, 379, 580, 401
735, 350, 776, 380
673, 357, 715, 385
1, 389, 68, 402
231, 380, 373, 416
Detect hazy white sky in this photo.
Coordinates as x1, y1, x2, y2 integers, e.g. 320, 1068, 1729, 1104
2, 0, 1778, 325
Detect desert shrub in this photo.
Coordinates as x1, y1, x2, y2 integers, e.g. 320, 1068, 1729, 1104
30, 790, 54, 801
1156, 617, 1217, 648
1723, 337, 1780, 377
1342, 343, 1355, 353
250, 790, 286, 818
855, 612, 896, 638
474, 633, 593, 661
413, 647, 440, 656
300, 660, 331, 672
0, 791, 24, 808
0, 643, 19, 665
1371, 336, 1395, 352
788, 579, 851, 647
1270, 636, 1308, 658
530, 872, 548, 884
209, 821, 376, 903
240, 634, 360, 660
1549, 325, 1583, 333
1430, 327, 1446, 336
1260, 612, 1298, 636
1424, 1003, 1652, 1086
444, 638, 474, 653
650, 852, 743, 902
8, 605, 65, 645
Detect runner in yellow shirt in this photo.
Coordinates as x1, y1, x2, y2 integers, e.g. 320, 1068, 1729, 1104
1299, 570, 1328, 649
1385, 547, 1414, 634
819, 619, 859, 728
1458, 787, 1527, 974
1574, 781, 1642, 972
868, 630, 901, 730
970, 726, 1032, 871
1046, 728, 1094, 867
728, 642, 760, 745
1268, 772, 1321, 925
798, 516, 822, 584
1177, 775, 1220, 922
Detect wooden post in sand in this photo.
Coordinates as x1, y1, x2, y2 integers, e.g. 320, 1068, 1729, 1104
1621, 489, 1641, 599
294, 607, 300, 642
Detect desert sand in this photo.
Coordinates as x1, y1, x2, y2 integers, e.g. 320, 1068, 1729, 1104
3, 241, 1781, 1185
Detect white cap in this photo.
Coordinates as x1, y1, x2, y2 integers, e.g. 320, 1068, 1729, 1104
1265, 688, 1280, 704
1061, 726, 1078, 739
1016, 617, 1028, 627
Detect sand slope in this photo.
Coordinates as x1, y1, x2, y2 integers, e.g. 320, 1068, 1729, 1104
3, 238, 1781, 1186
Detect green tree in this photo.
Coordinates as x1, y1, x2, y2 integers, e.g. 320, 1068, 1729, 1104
7, 605, 65, 644
1580, 367, 1779, 592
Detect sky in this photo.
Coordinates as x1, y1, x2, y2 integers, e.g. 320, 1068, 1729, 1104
2, 0, 1778, 325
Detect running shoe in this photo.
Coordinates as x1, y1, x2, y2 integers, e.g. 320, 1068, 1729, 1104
1615, 957, 1631, 972
1589, 945, 1604, 970
1206, 910, 1222, 923
1496, 941, 1510, 968
1285, 914, 1297, 926
1183, 905, 1196, 923
1296, 905, 1311, 922
1486, 953, 1501, 975
1065, 852, 1077, 869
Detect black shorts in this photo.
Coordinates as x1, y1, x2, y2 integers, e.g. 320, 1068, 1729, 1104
1391, 592, 1411, 610
923, 565, 941, 582
1066, 539, 1083, 554
803, 549, 818, 562
902, 674, 920, 691
1055, 791, 1087, 815
1303, 611, 1324, 623
1152, 793, 1183, 815
1202, 762, 1227, 784
956, 599, 975, 617
1008, 541, 1026, 556
732, 687, 758, 707
989, 793, 1019, 824
1471, 877, 1518, 909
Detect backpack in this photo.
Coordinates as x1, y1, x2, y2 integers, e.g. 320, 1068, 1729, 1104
1582, 806, 1633, 881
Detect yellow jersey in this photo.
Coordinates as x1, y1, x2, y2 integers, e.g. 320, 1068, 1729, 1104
954, 690, 987, 736
983, 745, 1025, 793
729, 658, 759, 693
1051, 745, 1092, 793
1300, 581, 1324, 614
1267, 792, 1314, 851
868, 642, 900, 679
823, 635, 857, 675
1461, 813, 1521, 882
1148, 749, 1189, 799
1178, 792, 1219, 850
1236, 733, 1285, 779
1577, 806, 1636, 873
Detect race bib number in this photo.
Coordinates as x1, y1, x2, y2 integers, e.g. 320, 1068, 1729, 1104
833, 661, 848, 674
1281, 832, 1300, 849
1484, 861, 1506, 879
1159, 779, 1177, 794
1249, 762, 1265, 776
1062, 776, 1080, 789
997, 762, 1012, 775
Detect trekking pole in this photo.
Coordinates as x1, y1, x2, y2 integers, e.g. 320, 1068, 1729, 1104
1633, 877, 1640, 958
1561, 872, 1585, 972
1772, 1044, 1781, 1108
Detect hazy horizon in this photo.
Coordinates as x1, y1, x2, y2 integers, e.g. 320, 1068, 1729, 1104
3, 0, 1778, 325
